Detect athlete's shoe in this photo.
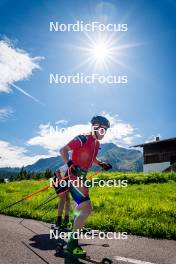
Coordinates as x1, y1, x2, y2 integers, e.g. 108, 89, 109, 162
61, 222, 72, 230
66, 243, 86, 258
62, 215, 69, 228
55, 216, 62, 229
71, 245, 86, 258
66, 233, 86, 258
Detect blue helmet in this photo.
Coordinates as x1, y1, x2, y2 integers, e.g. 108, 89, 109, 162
91, 115, 110, 128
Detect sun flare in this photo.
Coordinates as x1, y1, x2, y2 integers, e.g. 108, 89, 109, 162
91, 41, 110, 62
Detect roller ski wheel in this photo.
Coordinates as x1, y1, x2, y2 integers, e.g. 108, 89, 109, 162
56, 243, 64, 254
51, 224, 56, 230
64, 250, 113, 264
101, 258, 113, 264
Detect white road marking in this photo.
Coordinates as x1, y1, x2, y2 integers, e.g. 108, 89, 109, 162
114, 256, 156, 264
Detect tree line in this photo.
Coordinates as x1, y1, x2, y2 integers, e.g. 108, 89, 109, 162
0, 167, 53, 183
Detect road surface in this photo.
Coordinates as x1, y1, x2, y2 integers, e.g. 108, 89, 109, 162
0, 214, 175, 264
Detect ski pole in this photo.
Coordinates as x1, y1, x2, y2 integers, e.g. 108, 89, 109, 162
34, 192, 58, 209
0, 172, 72, 212
0, 185, 50, 212
0, 170, 103, 212
34, 189, 69, 210
87, 170, 102, 180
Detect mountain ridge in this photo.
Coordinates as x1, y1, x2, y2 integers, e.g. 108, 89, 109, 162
25, 143, 143, 172
0, 143, 143, 173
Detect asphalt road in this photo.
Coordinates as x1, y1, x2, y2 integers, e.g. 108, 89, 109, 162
0, 214, 175, 264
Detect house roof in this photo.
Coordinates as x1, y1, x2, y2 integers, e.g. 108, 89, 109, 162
132, 137, 176, 148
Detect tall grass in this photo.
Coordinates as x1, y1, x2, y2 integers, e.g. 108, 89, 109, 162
0, 172, 176, 239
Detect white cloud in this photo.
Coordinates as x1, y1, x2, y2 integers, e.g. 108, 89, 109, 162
0, 107, 14, 121
0, 114, 141, 167
55, 120, 68, 125
0, 140, 49, 168
27, 114, 141, 154
27, 123, 90, 156
100, 112, 141, 145
0, 39, 43, 102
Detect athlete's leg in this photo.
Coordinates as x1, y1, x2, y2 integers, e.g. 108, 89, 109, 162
53, 169, 69, 227
58, 195, 66, 214
56, 195, 66, 227
73, 200, 92, 231
69, 177, 91, 230
66, 179, 91, 256
62, 192, 70, 227
64, 192, 70, 215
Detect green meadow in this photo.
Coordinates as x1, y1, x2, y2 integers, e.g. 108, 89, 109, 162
0, 172, 176, 239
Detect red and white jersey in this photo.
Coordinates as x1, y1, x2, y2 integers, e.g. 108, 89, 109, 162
67, 134, 100, 170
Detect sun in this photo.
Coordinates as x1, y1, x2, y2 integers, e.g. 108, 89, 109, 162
66, 32, 142, 73
91, 41, 110, 62
83, 35, 116, 71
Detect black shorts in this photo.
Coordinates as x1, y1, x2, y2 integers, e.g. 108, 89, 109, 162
53, 169, 90, 205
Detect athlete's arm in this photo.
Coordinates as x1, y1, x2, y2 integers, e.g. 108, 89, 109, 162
60, 135, 84, 167
93, 157, 102, 165
59, 145, 71, 164
93, 157, 112, 171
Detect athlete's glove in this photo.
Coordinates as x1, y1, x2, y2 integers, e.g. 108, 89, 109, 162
67, 160, 74, 168
98, 161, 112, 171
67, 160, 87, 177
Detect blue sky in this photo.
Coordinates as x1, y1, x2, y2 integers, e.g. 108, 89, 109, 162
0, 0, 176, 167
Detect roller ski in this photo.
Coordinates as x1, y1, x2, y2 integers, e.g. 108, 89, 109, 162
51, 223, 72, 232
55, 234, 113, 264
51, 215, 72, 232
